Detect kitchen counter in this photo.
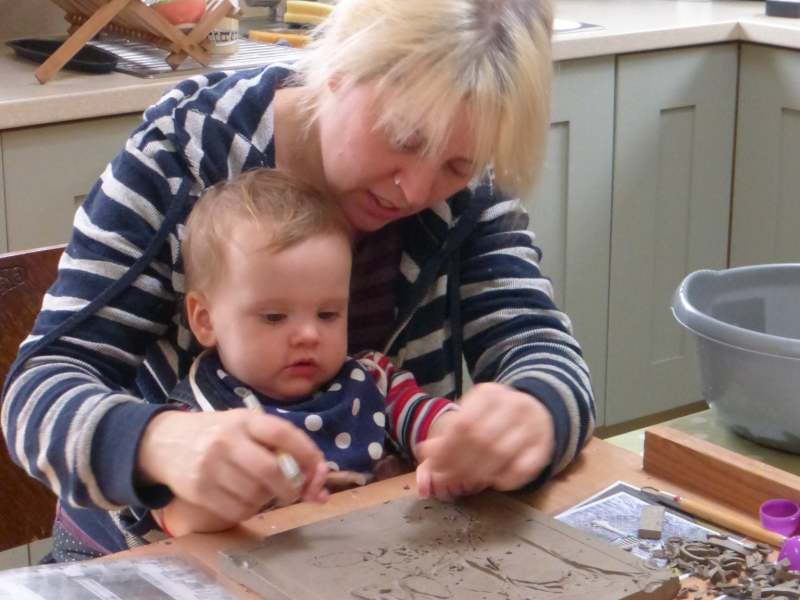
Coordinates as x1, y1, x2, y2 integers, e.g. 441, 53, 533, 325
0, 44, 184, 130
2, 0, 800, 130
554, 0, 800, 60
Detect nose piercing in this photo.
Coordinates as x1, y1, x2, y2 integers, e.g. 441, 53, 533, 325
395, 177, 401, 187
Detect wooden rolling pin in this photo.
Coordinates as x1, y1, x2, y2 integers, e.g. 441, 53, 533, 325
284, 1, 332, 26
286, 1, 333, 17
642, 487, 787, 548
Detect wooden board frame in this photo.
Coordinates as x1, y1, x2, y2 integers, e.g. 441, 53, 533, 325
219, 491, 680, 600
36, 0, 238, 84
643, 425, 800, 517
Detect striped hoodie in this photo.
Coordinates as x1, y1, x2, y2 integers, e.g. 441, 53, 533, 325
2, 64, 595, 554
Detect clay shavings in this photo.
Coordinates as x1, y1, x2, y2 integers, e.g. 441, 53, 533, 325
653, 534, 799, 599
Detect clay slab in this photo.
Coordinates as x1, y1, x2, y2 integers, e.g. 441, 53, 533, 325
219, 492, 680, 600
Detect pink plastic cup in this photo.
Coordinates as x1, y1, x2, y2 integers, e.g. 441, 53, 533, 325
760, 499, 800, 537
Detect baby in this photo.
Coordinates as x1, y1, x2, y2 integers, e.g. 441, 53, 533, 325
155, 169, 456, 536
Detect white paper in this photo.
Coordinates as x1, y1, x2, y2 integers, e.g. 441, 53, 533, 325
0, 557, 236, 600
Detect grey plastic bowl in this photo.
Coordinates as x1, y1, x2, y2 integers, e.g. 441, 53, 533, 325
672, 264, 800, 453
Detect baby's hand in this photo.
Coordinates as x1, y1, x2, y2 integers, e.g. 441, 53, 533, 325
302, 460, 330, 504
414, 383, 555, 501
415, 412, 484, 500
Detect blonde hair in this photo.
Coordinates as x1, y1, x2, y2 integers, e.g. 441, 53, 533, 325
182, 169, 351, 292
295, 0, 553, 195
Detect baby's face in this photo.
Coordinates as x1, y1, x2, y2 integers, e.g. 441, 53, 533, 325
200, 224, 351, 401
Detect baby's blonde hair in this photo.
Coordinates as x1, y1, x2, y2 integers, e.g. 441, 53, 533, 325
182, 169, 351, 292
295, 0, 553, 195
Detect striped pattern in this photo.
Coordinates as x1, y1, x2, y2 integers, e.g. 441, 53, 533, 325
360, 351, 456, 455
348, 222, 404, 354
2, 64, 595, 555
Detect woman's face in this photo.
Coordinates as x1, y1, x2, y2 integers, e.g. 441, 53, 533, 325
317, 83, 480, 232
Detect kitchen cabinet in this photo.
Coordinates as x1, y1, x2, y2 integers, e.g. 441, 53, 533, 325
522, 55, 615, 427
605, 44, 738, 425
731, 44, 800, 267
1, 114, 142, 251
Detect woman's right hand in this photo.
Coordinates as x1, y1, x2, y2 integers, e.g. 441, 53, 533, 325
136, 409, 329, 524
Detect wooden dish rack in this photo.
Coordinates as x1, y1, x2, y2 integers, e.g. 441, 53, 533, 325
37, 0, 239, 84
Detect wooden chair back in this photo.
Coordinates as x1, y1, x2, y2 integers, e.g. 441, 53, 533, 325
0, 245, 65, 553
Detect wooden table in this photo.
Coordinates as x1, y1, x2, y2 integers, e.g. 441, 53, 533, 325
121, 437, 767, 597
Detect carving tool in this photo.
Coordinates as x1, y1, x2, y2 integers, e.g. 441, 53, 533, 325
189, 350, 368, 491
188, 349, 306, 488
641, 486, 786, 548
240, 392, 307, 489
592, 519, 627, 537
241, 394, 370, 490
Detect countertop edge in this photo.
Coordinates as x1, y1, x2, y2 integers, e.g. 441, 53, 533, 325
737, 17, 800, 48
552, 20, 744, 61
0, 80, 176, 130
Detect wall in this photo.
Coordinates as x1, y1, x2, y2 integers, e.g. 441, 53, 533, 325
0, 0, 68, 42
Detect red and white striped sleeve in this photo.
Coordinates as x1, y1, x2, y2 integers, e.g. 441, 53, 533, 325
357, 351, 457, 457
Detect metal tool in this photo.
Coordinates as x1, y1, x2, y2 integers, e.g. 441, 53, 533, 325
240, 392, 306, 489
188, 349, 306, 489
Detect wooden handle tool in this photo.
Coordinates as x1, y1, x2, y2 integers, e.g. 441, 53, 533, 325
325, 471, 368, 488
642, 487, 786, 548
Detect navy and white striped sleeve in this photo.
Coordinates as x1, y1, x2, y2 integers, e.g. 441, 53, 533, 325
0, 121, 187, 512
1, 68, 281, 513
459, 188, 596, 478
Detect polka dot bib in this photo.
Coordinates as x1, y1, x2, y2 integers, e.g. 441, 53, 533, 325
195, 354, 387, 474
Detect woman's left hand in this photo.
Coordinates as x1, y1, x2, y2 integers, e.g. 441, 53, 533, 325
414, 382, 555, 501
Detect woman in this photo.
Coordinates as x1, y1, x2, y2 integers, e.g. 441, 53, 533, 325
1, 0, 594, 560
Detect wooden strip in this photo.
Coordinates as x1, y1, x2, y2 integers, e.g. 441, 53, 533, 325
643, 425, 800, 516
166, 0, 235, 69
66, 14, 160, 43
676, 495, 785, 547
51, 0, 76, 18
34, 0, 134, 84
114, 4, 143, 34
76, 0, 102, 19
125, 0, 212, 67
